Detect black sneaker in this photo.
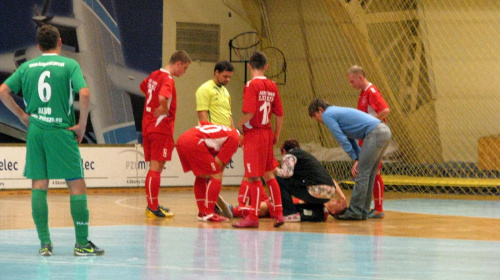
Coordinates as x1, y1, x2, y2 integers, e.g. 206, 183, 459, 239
158, 205, 170, 212
74, 240, 105, 256
39, 243, 53, 256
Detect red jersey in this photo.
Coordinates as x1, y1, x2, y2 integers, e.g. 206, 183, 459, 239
140, 69, 177, 135
180, 122, 239, 164
242, 77, 283, 131
357, 83, 388, 121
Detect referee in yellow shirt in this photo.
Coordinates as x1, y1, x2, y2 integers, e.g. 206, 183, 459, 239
196, 61, 235, 128
195, 61, 236, 218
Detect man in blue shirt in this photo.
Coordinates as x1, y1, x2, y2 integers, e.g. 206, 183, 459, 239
308, 98, 392, 220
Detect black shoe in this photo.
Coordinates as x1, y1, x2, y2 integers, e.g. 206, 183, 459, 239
74, 240, 104, 256
158, 205, 170, 212
333, 213, 366, 221
39, 242, 53, 256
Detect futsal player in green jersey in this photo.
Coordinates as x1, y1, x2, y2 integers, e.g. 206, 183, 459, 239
0, 25, 104, 256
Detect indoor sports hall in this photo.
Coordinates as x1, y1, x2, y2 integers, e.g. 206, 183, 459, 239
0, 0, 499, 279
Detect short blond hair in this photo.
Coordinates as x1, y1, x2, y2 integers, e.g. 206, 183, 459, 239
347, 65, 366, 77
169, 50, 191, 64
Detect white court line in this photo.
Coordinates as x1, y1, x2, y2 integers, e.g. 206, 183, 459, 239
114, 197, 144, 210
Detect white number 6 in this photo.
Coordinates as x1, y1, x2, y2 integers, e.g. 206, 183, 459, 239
38, 71, 52, 102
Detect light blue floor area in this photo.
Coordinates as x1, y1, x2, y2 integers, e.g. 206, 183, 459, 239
1, 225, 499, 280
384, 199, 500, 218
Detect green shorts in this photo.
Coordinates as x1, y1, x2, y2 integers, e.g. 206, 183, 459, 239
24, 123, 84, 180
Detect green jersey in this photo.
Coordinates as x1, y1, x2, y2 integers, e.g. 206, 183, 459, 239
5, 53, 87, 128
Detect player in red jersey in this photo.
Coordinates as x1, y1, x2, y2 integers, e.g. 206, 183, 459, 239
232, 51, 285, 228
347, 65, 390, 219
139, 50, 191, 218
177, 122, 240, 222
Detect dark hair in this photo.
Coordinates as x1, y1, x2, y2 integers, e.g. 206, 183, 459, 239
214, 61, 234, 73
282, 139, 300, 152
36, 25, 60, 51
249, 51, 267, 70
308, 98, 331, 117
169, 50, 192, 64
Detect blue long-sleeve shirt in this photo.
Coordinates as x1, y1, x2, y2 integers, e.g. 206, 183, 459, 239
321, 106, 381, 160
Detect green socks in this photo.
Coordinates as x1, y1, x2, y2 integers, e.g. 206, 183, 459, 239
32, 189, 51, 246
32, 191, 90, 246
70, 194, 89, 246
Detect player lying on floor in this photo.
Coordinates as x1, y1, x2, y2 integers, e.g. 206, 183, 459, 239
229, 189, 346, 222
226, 139, 347, 222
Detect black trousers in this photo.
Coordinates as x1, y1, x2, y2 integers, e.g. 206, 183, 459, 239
276, 176, 329, 222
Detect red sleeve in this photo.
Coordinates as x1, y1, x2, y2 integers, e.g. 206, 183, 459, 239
367, 86, 389, 112
158, 77, 173, 99
271, 84, 284, 117
242, 81, 256, 114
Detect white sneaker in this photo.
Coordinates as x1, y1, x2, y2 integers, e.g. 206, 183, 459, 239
198, 212, 229, 222
284, 213, 301, 222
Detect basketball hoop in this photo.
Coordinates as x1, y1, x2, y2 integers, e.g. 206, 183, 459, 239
261, 46, 287, 85
229, 31, 261, 63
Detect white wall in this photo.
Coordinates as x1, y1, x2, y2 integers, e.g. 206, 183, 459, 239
162, 0, 255, 139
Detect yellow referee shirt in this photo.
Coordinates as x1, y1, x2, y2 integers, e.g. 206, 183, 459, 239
195, 80, 232, 127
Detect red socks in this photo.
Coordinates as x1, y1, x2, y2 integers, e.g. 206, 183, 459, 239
248, 181, 262, 220
145, 170, 161, 210
194, 177, 222, 215
238, 180, 251, 207
206, 178, 222, 214
266, 178, 283, 216
194, 177, 208, 213
373, 174, 385, 212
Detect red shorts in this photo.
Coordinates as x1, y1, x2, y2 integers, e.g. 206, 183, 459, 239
242, 129, 275, 177
143, 133, 174, 162
176, 134, 222, 176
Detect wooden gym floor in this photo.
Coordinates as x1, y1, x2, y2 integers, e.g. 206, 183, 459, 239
1, 187, 499, 279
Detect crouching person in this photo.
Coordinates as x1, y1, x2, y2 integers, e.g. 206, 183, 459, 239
176, 122, 240, 222
275, 139, 346, 222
